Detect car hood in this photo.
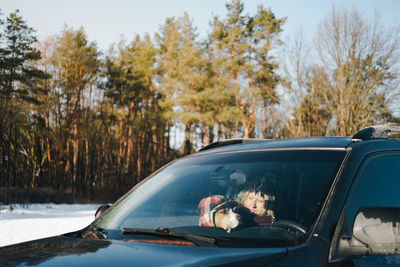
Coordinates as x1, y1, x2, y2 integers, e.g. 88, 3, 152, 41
0, 235, 287, 266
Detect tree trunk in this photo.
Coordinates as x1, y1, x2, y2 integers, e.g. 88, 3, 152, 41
72, 121, 78, 192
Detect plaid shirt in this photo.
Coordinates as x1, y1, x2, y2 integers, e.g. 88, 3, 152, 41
198, 195, 227, 227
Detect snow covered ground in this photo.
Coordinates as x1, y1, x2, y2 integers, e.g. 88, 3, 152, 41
0, 203, 99, 247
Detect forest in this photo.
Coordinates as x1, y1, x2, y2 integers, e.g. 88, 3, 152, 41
1, 0, 400, 202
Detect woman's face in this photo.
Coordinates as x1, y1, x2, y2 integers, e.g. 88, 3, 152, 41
244, 191, 266, 216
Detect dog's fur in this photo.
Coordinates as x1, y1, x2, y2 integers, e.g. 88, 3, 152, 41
214, 208, 241, 232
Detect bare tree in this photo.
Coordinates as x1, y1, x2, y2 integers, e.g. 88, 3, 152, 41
313, 7, 400, 136
283, 8, 400, 138
280, 30, 330, 138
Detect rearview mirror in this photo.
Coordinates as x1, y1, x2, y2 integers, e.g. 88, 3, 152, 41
332, 207, 400, 262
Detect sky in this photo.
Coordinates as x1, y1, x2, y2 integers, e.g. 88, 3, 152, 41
1, 0, 400, 52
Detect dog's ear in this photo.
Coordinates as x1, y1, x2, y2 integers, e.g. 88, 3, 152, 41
233, 204, 260, 227
213, 200, 239, 212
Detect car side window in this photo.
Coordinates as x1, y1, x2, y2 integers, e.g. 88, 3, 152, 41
346, 153, 400, 220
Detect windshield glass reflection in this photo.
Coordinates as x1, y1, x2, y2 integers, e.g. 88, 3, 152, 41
96, 149, 346, 246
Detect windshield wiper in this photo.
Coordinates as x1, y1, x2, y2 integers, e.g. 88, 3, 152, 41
122, 227, 216, 247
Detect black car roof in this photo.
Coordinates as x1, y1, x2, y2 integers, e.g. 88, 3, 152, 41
197, 125, 400, 154
197, 137, 354, 154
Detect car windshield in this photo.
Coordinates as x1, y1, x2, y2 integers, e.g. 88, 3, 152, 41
95, 149, 346, 247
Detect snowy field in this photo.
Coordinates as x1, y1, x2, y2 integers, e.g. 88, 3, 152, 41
0, 203, 99, 247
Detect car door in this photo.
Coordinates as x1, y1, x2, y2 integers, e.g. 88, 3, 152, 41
329, 151, 400, 266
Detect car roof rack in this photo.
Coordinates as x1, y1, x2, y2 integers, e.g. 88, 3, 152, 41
198, 138, 267, 152
352, 125, 400, 140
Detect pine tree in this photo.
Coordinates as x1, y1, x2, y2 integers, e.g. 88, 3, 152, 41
0, 10, 49, 187
102, 34, 168, 186
208, 1, 285, 138
47, 26, 100, 192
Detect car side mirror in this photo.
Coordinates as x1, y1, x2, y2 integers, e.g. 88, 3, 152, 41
331, 207, 400, 262
95, 203, 111, 219
352, 207, 400, 254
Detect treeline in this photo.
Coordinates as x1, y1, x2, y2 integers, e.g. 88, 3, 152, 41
1, 1, 399, 202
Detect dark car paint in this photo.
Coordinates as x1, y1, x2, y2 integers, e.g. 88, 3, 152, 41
0, 235, 287, 266
313, 139, 400, 240
2, 135, 400, 266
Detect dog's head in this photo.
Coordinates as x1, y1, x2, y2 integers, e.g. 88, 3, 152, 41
214, 205, 241, 232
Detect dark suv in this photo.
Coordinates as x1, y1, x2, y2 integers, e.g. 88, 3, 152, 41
1, 125, 400, 266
